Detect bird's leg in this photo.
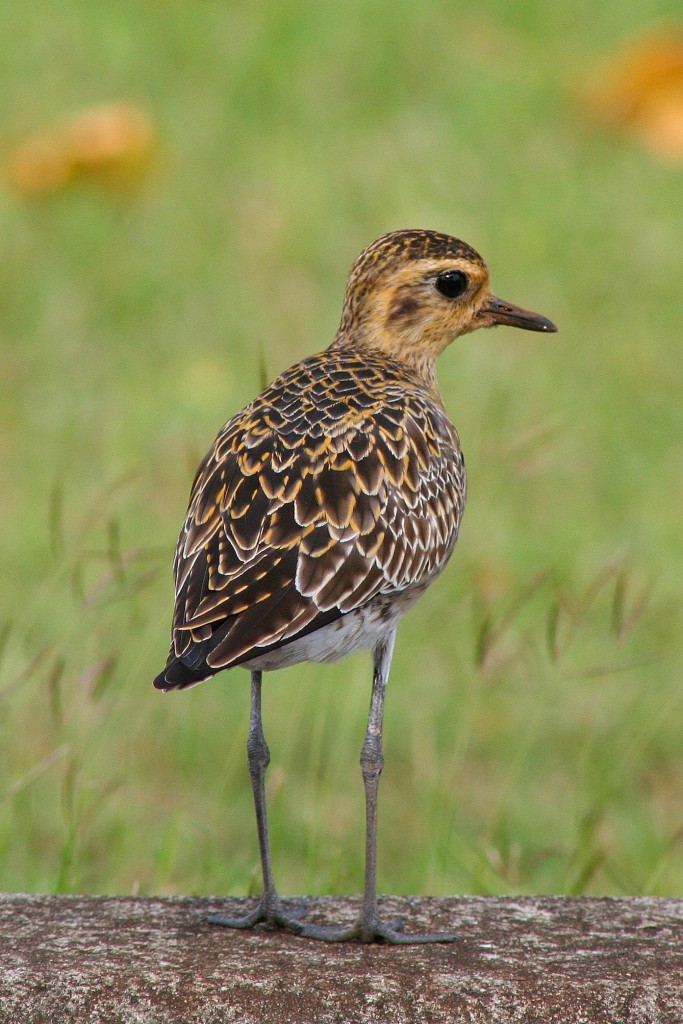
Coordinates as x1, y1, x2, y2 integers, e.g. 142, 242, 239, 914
209, 670, 307, 931
295, 631, 457, 944
211, 653, 455, 942
356, 628, 392, 934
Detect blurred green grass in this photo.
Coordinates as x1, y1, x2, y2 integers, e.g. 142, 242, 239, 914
1, 0, 682, 900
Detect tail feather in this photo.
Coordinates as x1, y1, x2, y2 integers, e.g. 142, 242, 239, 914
153, 657, 214, 691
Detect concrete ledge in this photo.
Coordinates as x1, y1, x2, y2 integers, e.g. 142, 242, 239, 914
1, 894, 682, 1023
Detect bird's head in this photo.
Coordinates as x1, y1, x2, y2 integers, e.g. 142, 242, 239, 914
337, 229, 557, 373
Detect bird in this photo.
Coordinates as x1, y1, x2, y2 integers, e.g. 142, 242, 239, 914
153, 228, 557, 943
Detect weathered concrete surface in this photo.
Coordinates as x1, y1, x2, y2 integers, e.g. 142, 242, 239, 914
1, 894, 682, 1023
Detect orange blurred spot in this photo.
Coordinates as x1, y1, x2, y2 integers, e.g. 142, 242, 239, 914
584, 27, 683, 162
5, 102, 155, 196
5, 136, 73, 195
66, 103, 154, 179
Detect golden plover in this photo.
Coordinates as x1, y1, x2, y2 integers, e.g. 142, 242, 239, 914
154, 229, 557, 943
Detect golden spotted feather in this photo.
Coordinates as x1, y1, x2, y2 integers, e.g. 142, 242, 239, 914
158, 346, 465, 688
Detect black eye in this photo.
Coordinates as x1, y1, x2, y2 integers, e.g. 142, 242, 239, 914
435, 269, 468, 299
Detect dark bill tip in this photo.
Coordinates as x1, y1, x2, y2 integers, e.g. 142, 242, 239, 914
481, 296, 558, 333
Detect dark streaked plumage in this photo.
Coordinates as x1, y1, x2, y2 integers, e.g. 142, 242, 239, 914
153, 228, 557, 943
159, 350, 465, 688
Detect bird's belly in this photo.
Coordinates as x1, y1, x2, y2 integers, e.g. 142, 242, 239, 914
241, 582, 432, 673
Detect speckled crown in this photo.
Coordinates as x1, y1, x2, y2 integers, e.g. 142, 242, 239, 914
355, 229, 484, 268
340, 229, 486, 329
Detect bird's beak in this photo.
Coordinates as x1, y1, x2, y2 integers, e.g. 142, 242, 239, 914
478, 295, 558, 333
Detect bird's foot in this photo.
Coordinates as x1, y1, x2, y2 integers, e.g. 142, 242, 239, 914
294, 911, 457, 944
210, 900, 456, 943
208, 896, 309, 932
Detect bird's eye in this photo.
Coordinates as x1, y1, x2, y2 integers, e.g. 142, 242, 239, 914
435, 270, 468, 299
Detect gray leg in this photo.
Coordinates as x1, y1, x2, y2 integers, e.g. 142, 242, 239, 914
211, 652, 456, 943
295, 631, 457, 943
247, 668, 277, 904
209, 670, 307, 931
357, 628, 392, 935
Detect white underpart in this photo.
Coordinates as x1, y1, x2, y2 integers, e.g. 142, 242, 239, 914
240, 586, 427, 672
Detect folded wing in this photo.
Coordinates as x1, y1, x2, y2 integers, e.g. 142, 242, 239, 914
155, 353, 465, 689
